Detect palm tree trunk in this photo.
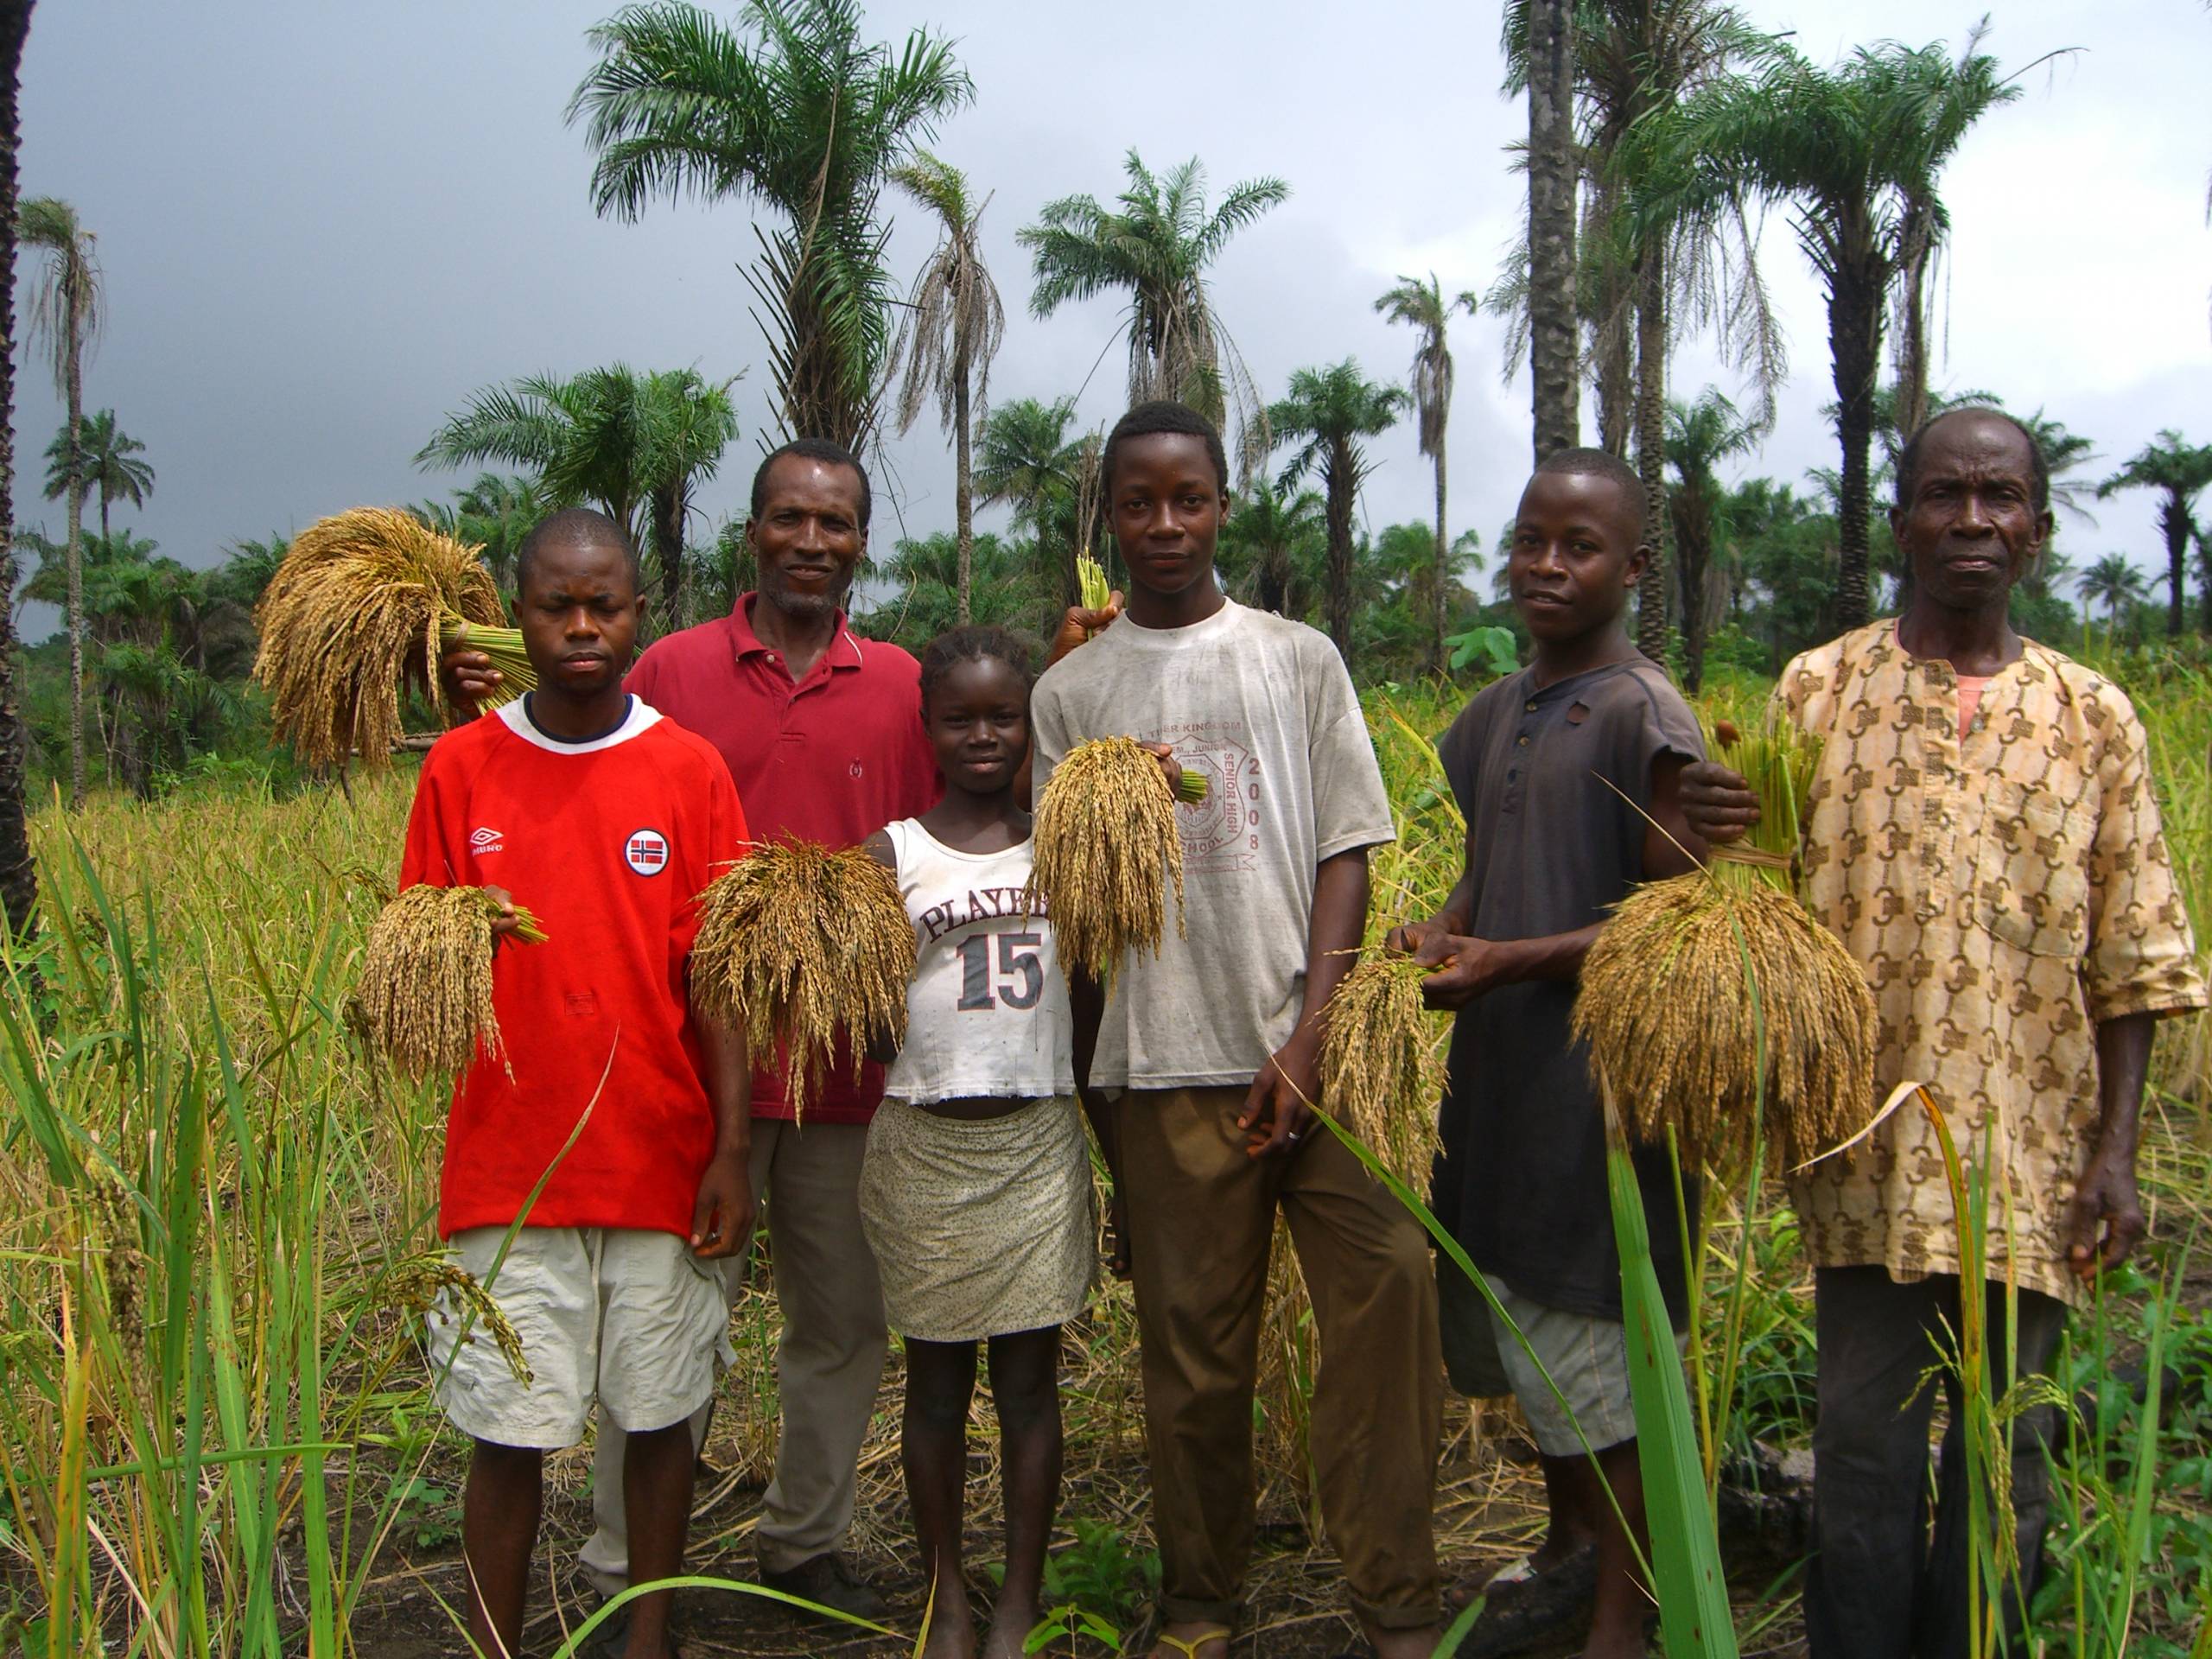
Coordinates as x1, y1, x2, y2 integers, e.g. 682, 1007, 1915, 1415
64, 347, 83, 810
1589, 174, 1632, 458
1895, 220, 1932, 445
2163, 497, 2188, 638
1527, 0, 1580, 461
1325, 442, 1356, 664
0, 0, 35, 935
1431, 442, 1449, 674
1829, 261, 1884, 632
1258, 547, 1288, 616
954, 367, 973, 626
652, 483, 685, 626
1632, 251, 1669, 664
2197, 532, 2211, 636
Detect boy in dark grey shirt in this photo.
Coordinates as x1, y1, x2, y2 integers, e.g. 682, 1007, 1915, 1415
1391, 448, 1704, 1659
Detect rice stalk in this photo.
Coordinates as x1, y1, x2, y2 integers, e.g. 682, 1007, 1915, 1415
1077, 549, 1110, 613
689, 842, 916, 1123
1700, 713, 1822, 894
252, 507, 528, 771
1027, 737, 1189, 985
380, 1255, 534, 1389
352, 884, 545, 1079
1573, 873, 1877, 1176
1317, 950, 1445, 1174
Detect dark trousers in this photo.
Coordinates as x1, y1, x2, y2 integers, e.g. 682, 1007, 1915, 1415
1808, 1266, 2066, 1659
1119, 1087, 1443, 1630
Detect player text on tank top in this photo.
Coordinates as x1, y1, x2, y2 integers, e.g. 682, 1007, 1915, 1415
880, 819, 1077, 1105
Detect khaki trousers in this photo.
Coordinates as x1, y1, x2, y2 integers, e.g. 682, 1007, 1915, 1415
1120, 1086, 1442, 1630
582, 1118, 887, 1592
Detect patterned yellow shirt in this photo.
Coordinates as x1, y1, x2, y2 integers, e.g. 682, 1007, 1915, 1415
1776, 621, 2204, 1305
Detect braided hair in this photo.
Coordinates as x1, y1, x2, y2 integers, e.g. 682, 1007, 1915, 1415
918, 625, 1036, 710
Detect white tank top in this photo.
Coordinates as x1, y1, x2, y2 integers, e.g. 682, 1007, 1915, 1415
880, 819, 1075, 1105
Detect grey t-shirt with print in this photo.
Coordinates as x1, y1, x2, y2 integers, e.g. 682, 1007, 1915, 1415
1030, 600, 1395, 1090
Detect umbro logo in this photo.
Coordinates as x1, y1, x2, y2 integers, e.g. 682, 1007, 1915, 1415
471, 826, 505, 855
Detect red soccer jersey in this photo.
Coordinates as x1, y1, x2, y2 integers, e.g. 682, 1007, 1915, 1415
626, 594, 941, 1123
399, 696, 749, 1239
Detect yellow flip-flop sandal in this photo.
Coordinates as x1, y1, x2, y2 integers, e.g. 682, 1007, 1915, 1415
1154, 1626, 1233, 1659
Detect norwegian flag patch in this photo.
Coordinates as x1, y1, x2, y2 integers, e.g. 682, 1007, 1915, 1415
623, 828, 670, 876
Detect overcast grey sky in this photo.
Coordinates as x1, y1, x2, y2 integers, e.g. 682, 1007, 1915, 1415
13, 0, 2210, 639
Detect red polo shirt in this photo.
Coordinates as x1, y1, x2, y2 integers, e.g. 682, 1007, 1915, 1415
626, 594, 940, 1122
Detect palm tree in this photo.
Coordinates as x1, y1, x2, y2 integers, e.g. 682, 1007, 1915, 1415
891, 152, 1003, 626
1020, 152, 1287, 458
22, 194, 101, 810
570, 0, 971, 451
975, 396, 1084, 599
1664, 388, 1764, 690
416, 365, 738, 622
1375, 274, 1479, 671
451, 474, 546, 602
2077, 552, 2149, 633
0, 0, 34, 930
1658, 39, 2021, 629
1511, 1, 1783, 657
1218, 479, 1325, 619
45, 408, 152, 541
1525, 0, 1580, 460
2096, 431, 2212, 637
1269, 361, 1408, 664
880, 530, 1038, 645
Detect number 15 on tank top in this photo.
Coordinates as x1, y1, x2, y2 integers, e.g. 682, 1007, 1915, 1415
956, 931, 1044, 1010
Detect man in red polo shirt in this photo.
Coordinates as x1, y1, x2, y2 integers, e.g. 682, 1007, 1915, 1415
448, 437, 938, 1618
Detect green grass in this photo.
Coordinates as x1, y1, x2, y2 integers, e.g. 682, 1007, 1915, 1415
0, 651, 2207, 1655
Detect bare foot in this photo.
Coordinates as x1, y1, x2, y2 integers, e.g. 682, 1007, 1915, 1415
1529, 1528, 1595, 1574
920, 1582, 978, 1659
1367, 1624, 1443, 1659
1578, 1610, 1653, 1659
1148, 1621, 1231, 1659
982, 1592, 1042, 1659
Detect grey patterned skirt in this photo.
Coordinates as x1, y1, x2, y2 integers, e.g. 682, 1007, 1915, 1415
859, 1095, 1096, 1343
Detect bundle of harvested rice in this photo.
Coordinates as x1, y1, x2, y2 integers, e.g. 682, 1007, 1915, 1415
1026, 736, 1207, 986
689, 842, 916, 1123
353, 884, 546, 1079
1317, 950, 1444, 1170
1571, 712, 1878, 1175
253, 507, 534, 770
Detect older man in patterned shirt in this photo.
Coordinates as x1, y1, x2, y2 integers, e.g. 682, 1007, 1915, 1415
1682, 406, 2204, 1659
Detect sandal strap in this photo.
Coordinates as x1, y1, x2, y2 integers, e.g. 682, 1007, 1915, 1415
1154, 1628, 1234, 1659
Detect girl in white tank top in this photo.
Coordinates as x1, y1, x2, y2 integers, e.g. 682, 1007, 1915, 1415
855, 626, 1100, 1658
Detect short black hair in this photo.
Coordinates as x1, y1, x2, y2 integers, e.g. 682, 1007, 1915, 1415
752, 437, 872, 531
918, 625, 1035, 709
1895, 406, 2050, 514
515, 507, 639, 594
1530, 447, 1649, 531
1103, 401, 1229, 497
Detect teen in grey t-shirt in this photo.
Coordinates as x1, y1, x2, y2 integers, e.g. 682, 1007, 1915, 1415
1033, 400, 1442, 1659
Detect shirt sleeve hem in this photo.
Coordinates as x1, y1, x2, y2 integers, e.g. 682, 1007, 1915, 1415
2085, 988, 2210, 1022
1315, 825, 1398, 862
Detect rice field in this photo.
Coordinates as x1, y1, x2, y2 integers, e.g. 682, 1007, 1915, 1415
2, 658, 2209, 1656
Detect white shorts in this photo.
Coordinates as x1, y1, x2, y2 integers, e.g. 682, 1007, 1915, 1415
428, 1225, 732, 1449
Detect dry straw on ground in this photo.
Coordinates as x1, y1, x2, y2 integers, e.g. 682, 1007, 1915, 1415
353, 884, 545, 1079
1572, 713, 1878, 1174
253, 506, 530, 770
1318, 950, 1446, 1172
689, 842, 916, 1122
1027, 736, 1188, 985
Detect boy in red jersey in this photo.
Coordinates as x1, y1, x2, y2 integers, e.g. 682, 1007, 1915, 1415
404, 509, 753, 1659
